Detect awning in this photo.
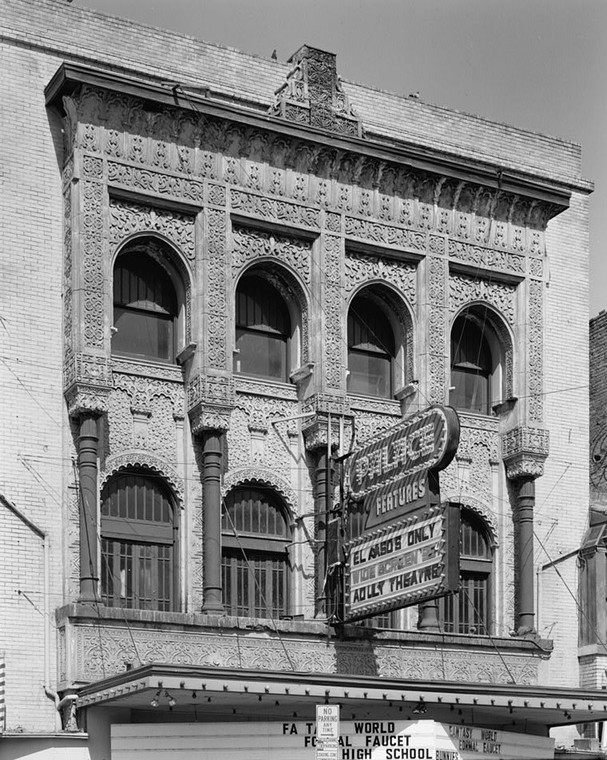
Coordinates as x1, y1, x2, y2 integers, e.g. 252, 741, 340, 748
76, 663, 607, 734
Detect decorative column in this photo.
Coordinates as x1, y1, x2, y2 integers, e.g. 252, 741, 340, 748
502, 426, 549, 636
514, 476, 536, 634
77, 413, 100, 603
188, 373, 234, 616
201, 430, 224, 615
302, 399, 346, 619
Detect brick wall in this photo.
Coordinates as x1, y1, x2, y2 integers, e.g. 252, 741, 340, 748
0, 40, 67, 731
537, 191, 590, 687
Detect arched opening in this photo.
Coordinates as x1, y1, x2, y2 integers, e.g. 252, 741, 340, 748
221, 486, 291, 618
234, 273, 293, 382
112, 245, 182, 363
450, 308, 503, 414
347, 292, 396, 398
100, 469, 179, 612
441, 508, 493, 634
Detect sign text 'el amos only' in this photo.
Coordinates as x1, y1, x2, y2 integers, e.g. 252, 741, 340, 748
344, 406, 460, 622
347, 406, 460, 530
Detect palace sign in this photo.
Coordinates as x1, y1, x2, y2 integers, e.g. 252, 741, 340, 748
348, 406, 460, 530
344, 406, 460, 621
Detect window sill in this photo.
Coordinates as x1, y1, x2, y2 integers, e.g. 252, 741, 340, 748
235, 374, 298, 400
111, 355, 183, 381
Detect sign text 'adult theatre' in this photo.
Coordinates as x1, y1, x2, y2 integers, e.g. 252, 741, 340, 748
344, 406, 460, 621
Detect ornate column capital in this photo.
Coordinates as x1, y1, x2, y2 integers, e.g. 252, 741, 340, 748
501, 426, 549, 480
301, 393, 351, 452
187, 372, 234, 435
64, 352, 113, 418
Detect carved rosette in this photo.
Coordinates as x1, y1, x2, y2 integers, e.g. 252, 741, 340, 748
501, 426, 549, 480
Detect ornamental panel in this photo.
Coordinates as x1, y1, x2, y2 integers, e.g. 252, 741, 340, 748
449, 273, 516, 327
108, 199, 196, 260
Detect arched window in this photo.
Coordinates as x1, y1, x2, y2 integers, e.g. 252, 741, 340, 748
100, 471, 178, 612
235, 275, 291, 382
450, 310, 498, 414
222, 486, 291, 618
347, 294, 395, 398
113, 250, 178, 362
441, 509, 493, 634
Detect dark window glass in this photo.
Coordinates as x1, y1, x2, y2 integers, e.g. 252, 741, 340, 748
347, 295, 395, 398
113, 252, 177, 362
100, 472, 177, 612
441, 510, 491, 635
235, 276, 290, 381
222, 487, 290, 618
450, 314, 493, 414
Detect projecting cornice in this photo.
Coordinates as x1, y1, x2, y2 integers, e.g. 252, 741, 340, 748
45, 62, 582, 207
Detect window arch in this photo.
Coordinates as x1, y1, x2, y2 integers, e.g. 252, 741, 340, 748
441, 508, 493, 634
450, 309, 503, 414
235, 274, 292, 382
221, 486, 291, 618
100, 470, 179, 612
112, 247, 180, 362
347, 292, 396, 398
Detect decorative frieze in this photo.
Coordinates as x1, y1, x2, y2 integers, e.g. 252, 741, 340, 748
448, 239, 525, 276
107, 161, 205, 204
231, 188, 321, 229
345, 217, 426, 253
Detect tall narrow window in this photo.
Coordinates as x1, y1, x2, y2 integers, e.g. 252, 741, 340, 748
235, 275, 291, 381
100, 471, 178, 612
347, 294, 395, 398
222, 487, 290, 618
113, 251, 178, 362
441, 509, 492, 634
450, 312, 494, 414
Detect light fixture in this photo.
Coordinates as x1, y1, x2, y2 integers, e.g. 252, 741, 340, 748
150, 690, 161, 708
165, 690, 176, 708
192, 691, 197, 699
412, 701, 427, 715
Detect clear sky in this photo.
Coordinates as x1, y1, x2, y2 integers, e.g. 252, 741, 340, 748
76, 0, 607, 316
